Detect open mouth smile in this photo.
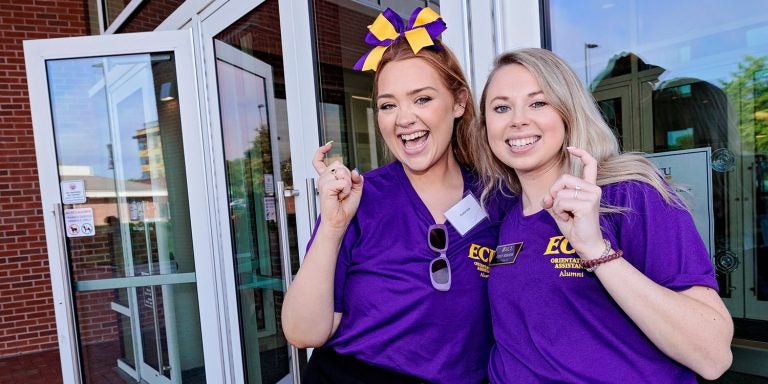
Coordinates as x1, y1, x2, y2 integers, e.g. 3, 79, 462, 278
400, 130, 429, 150
506, 136, 540, 149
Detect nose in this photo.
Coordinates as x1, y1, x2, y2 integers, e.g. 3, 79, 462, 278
396, 105, 416, 128
509, 107, 529, 128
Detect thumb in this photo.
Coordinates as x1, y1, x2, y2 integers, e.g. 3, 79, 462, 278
541, 195, 553, 209
351, 169, 364, 188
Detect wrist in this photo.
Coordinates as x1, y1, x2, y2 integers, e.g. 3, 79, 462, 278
578, 239, 623, 272
316, 221, 348, 240
578, 239, 610, 261
581, 249, 623, 272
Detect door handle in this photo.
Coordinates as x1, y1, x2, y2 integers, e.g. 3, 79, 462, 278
306, 178, 318, 232
275, 181, 302, 383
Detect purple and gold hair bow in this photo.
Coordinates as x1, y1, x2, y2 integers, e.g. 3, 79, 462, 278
353, 7, 447, 72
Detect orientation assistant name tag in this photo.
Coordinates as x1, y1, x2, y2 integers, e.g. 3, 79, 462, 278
445, 192, 488, 236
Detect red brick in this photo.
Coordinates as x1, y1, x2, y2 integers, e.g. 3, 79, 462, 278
0, 0, 97, 360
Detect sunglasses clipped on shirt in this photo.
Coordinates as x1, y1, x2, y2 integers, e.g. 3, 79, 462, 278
428, 224, 451, 291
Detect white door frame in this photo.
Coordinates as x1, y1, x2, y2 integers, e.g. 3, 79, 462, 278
196, 1, 320, 381
23, 29, 223, 383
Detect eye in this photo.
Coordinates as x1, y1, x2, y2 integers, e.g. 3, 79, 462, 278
378, 102, 395, 111
530, 101, 547, 109
492, 105, 510, 113
415, 96, 432, 105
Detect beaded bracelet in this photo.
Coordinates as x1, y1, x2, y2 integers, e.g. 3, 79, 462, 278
579, 239, 611, 271
581, 249, 623, 272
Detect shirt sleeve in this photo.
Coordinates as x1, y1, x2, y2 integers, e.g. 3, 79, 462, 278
605, 181, 718, 292
304, 215, 361, 313
335, 216, 361, 312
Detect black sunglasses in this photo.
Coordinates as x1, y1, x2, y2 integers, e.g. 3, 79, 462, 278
428, 224, 451, 291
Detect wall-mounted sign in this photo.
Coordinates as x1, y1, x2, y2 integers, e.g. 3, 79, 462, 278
264, 197, 276, 222
646, 147, 714, 258
264, 174, 274, 194
64, 207, 95, 237
60, 179, 86, 204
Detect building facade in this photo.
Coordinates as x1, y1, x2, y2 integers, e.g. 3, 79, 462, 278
1, 0, 766, 383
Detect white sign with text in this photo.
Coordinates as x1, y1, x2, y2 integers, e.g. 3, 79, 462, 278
646, 147, 714, 258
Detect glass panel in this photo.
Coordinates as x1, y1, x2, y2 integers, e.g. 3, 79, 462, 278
310, 0, 439, 171
597, 97, 624, 146
75, 284, 202, 383
102, 0, 133, 29
46, 53, 205, 383
119, 313, 136, 368
755, 69, 768, 302
138, 284, 169, 376
548, 0, 768, 340
213, 1, 298, 382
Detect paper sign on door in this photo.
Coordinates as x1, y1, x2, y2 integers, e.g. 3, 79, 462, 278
60, 180, 86, 204
64, 207, 95, 237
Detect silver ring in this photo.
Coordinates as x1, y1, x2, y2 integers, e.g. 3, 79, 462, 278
574, 185, 581, 199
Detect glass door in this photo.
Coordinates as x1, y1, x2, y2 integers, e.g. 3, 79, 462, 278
214, 39, 293, 383
743, 68, 768, 321
25, 30, 216, 383
593, 86, 632, 150
200, 1, 306, 382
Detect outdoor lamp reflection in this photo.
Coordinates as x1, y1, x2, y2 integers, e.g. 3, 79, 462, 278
159, 81, 176, 101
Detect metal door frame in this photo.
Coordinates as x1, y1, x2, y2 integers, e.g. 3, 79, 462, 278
24, 29, 223, 383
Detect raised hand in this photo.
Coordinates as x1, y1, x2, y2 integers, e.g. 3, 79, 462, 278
312, 142, 364, 234
541, 147, 605, 259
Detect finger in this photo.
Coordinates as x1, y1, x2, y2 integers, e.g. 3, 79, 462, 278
541, 194, 554, 209
312, 141, 334, 174
350, 168, 364, 188
547, 204, 572, 223
325, 164, 352, 200
335, 181, 350, 200
325, 161, 350, 179
548, 174, 583, 197
567, 146, 598, 185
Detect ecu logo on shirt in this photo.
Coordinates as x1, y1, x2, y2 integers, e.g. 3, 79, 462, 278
543, 235, 577, 255
468, 243, 494, 277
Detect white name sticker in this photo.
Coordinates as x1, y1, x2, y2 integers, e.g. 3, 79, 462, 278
445, 193, 488, 236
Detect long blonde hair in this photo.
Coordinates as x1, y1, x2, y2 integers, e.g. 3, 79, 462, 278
469, 48, 686, 209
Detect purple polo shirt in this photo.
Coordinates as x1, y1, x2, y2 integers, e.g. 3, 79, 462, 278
314, 161, 509, 384
488, 181, 718, 383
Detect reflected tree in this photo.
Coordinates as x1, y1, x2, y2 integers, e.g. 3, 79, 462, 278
721, 55, 768, 151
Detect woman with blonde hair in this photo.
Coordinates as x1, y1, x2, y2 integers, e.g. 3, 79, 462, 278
471, 48, 733, 382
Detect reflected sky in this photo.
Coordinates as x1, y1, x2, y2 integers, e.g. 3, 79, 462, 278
47, 55, 160, 179
550, 0, 768, 85
217, 60, 268, 162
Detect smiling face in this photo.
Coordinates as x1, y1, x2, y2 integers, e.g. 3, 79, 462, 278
484, 63, 566, 180
375, 58, 466, 175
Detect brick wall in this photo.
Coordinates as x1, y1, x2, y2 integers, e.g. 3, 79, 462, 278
0, 1, 88, 357
118, 0, 183, 33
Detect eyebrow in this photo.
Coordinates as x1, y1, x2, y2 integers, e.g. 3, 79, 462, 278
377, 86, 438, 101
489, 90, 544, 102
